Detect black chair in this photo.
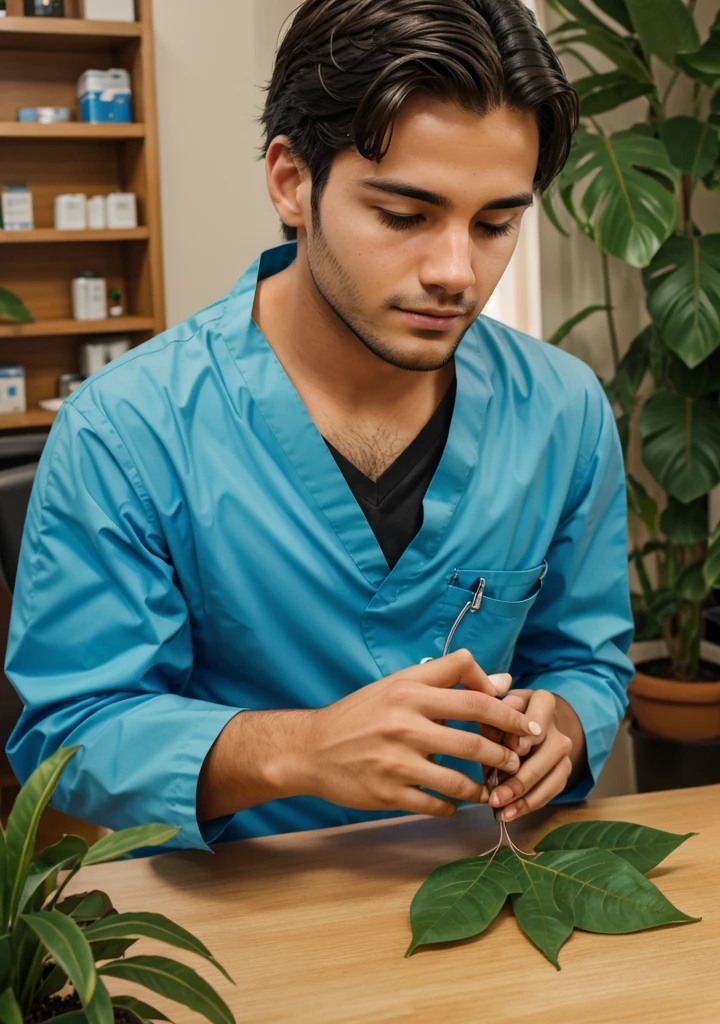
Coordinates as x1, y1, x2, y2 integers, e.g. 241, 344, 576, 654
0, 462, 38, 594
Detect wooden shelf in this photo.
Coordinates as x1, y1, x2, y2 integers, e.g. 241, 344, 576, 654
0, 16, 141, 51
0, 122, 145, 140
0, 317, 155, 338
0, 228, 149, 243
0, 409, 56, 430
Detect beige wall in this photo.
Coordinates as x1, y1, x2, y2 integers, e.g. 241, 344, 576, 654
153, 0, 298, 328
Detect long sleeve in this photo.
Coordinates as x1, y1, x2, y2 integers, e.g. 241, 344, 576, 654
509, 371, 635, 802
4, 401, 242, 851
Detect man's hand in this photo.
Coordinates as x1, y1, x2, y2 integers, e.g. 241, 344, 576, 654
480, 690, 588, 822
283, 649, 543, 820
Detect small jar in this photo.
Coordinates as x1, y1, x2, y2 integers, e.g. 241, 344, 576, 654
72, 272, 107, 321
24, 0, 65, 15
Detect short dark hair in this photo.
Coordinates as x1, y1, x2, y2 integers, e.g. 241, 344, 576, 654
262, 0, 579, 242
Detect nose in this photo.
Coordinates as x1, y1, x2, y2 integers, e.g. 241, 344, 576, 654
419, 227, 476, 297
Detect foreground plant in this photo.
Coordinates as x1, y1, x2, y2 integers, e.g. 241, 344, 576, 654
0, 746, 234, 1024
406, 816, 700, 968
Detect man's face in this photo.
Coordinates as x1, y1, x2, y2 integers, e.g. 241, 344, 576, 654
303, 96, 540, 372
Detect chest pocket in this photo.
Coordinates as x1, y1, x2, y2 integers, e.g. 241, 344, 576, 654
435, 559, 548, 675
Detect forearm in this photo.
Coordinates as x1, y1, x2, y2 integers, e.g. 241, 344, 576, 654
554, 693, 588, 790
197, 708, 316, 822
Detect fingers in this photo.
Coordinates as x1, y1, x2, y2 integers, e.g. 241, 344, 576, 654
418, 763, 490, 806
488, 673, 513, 695
495, 754, 573, 821
411, 649, 508, 698
489, 729, 574, 815
425, 721, 523, 774
395, 787, 459, 818
422, 685, 541, 738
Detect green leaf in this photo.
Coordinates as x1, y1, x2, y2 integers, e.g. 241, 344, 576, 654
547, 0, 614, 34
559, 129, 678, 268
99, 956, 233, 1024
406, 847, 522, 955
556, 25, 655, 83
511, 848, 699, 967
624, 0, 700, 67
675, 562, 708, 601
658, 117, 720, 177
111, 997, 171, 1024
541, 187, 570, 237
82, 824, 180, 866
644, 235, 720, 369
0, 936, 9, 992
33, 963, 69, 1002
677, 12, 720, 87
710, 89, 720, 128
667, 347, 720, 398
0, 827, 7, 932
5, 746, 79, 927
0, 288, 32, 325
546, 305, 610, 346
20, 835, 88, 914
606, 325, 652, 414
639, 390, 720, 501
84, 913, 232, 983
0, 988, 23, 1024
660, 495, 709, 543
574, 70, 655, 116
626, 473, 659, 534
592, 0, 634, 32
20, 910, 97, 1003
57, 889, 114, 922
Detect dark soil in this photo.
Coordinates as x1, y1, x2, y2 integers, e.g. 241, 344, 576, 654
637, 658, 720, 682
26, 994, 135, 1024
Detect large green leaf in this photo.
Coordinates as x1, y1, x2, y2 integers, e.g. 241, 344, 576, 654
624, 0, 700, 67
0, 936, 9, 991
84, 913, 232, 983
0, 988, 23, 1024
57, 890, 114, 922
639, 390, 720, 501
0, 288, 32, 325
560, 128, 678, 267
574, 70, 655, 116
675, 562, 708, 601
605, 325, 652, 414
20, 910, 97, 1003
20, 835, 88, 914
592, 0, 633, 32
658, 116, 720, 177
406, 847, 522, 955
48, 981, 114, 1024
535, 821, 697, 873
0, 828, 7, 933
554, 24, 654, 83
626, 473, 659, 535
660, 495, 709, 544
111, 997, 171, 1024
511, 848, 698, 968
667, 347, 720, 398
5, 747, 79, 927
82, 825, 180, 866
677, 11, 720, 87
99, 957, 233, 1024
643, 235, 720, 368
703, 519, 720, 589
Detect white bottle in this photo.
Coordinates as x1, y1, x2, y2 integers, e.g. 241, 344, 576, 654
72, 273, 107, 321
87, 195, 107, 230
106, 192, 137, 229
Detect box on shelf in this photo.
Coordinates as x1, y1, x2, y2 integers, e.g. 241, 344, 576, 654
0, 187, 34, 231
79, 337, 130, 378
17, 107, 71, 124
78, 69, 133, 124
0, 368, 27, 415
81, 0, 135, 21
54, 194, 87, 231
87, 195, 107, 229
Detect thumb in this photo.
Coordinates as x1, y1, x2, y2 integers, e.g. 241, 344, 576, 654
488, 673, 513, 695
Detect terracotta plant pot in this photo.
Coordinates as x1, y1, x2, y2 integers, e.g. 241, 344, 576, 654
628, 664, 720, 741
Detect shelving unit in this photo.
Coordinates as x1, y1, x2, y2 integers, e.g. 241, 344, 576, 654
0, 0, 165, 432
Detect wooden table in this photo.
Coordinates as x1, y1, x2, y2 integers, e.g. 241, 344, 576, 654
75, 786, 719, 1024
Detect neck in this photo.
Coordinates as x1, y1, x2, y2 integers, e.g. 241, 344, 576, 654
251, 242, 456, 425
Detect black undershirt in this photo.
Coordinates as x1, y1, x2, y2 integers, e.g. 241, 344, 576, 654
323, 377, 457, 570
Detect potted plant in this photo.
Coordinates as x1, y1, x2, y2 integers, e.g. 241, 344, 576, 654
0, 746, 234, 1023
541, 0, 720, 786
0, 288, 32, 324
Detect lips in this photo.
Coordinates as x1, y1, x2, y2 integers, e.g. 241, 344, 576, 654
394, 307, 465, 331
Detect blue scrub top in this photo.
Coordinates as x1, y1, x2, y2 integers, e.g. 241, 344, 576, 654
5, 242, 635, 852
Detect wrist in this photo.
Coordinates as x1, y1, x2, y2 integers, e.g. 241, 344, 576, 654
261, 708, 319, 801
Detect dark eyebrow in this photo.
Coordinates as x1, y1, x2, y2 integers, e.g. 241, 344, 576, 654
358, 178, 533, 211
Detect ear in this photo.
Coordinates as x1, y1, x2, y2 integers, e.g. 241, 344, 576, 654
265, 136, 311, 235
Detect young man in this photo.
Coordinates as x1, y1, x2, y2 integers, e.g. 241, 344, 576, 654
5, 0, 634, 851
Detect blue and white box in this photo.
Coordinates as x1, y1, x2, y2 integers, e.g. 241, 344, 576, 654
0, 187, 34, 231
0, 367, 27, 414
78, 69, 133, 124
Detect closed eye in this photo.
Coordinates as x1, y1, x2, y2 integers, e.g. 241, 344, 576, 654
376, 209, 515, 237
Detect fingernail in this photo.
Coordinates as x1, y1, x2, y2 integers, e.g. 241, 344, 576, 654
502, 807, 517, 821
507, 754, 520, 771
529, 721, 542, 736
519, 738, 531, 755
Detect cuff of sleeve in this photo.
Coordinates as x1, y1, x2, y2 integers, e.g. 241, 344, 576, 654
168, 705, 247, 853
521, 672, 628, 804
